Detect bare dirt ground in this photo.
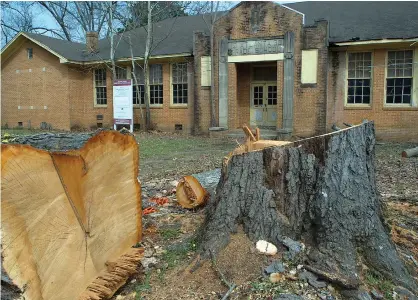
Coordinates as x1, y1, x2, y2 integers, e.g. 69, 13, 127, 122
1, 129, 417, 299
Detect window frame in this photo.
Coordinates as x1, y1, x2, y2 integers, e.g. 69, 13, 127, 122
93, 68, 108, 107
27, 48, 33, 59
149, 64, 164, 107
384, 49, 415, 107
345, 51, 373, 107
115, 66, 128, 80
170, 62, 188, 107
132, 66, 145, 107
132, 64, 164, 108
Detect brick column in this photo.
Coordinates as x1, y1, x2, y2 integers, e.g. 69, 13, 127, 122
228, 63, 238, 129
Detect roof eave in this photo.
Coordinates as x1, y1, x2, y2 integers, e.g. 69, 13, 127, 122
333, 38, 418, 46
64, 52, 193, 65
1, 32, 69, 63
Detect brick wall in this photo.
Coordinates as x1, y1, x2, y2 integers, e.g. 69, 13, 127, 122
132, 61, 194, 133
69, 66, 114, 130
199, 1, 329, 137
295, 21, 328, 137
1, 40, 71, 130
327, 47, 418, 141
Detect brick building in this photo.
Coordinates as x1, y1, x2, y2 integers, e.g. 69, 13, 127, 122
1, 1, 418, 140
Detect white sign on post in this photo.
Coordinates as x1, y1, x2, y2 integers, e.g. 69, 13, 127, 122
113, 79, 133, 132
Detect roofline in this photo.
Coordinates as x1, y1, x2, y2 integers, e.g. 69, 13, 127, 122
65, 53, 192, 65
333, 38, 418, 46
1, 32, 69, 63
280, 4, 305, 25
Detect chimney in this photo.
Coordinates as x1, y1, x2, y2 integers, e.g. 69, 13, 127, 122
86, 32, 98, 53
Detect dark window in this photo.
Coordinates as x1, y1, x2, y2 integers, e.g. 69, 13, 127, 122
347, 52, 372, 104
175, 124, 183, 131
386, 50, 413, 105
115, 66, 127, 79
27, 48, 33, 59
347, 79, 371, 104
132, 67, 145, 105
172, 63, 188, 104
267, 85, 277, 105
150, 65, 163, 105
253, 66, 277, 81
253, 85, 263, 105
94, 68, 107, 105
18, 122, 23, 127
133, 85, 145, 105
150, 85, 163, 104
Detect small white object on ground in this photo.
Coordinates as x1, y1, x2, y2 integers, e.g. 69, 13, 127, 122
256, 240, 278, 255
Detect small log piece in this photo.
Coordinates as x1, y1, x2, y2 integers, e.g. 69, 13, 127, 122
402, 147, 418, 158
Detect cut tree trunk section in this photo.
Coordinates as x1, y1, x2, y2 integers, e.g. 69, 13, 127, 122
1, 130, 143, 300
199, 122, 417, 293
402, 146, 418, 158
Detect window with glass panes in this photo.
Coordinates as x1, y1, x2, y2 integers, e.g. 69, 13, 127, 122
115, 66, 127, 79
347, 52, 372, 104
386, 50, 413, 104
149, 65, 163, 105
132, 67, 145, 105
94, 68, 107, 105
172, 63, 188, 104
267, 86, 277, 105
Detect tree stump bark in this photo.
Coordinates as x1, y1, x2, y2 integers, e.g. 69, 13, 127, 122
1, 130, 143, 300
199, 122, 417, 293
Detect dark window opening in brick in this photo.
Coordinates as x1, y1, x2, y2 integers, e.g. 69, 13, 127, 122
18, 122, 23, 127
253, 85, 263, 105
172, 63, 188, 104
96, 114, 103, 120
115, 66, 127, 79
94, 68, 107, 105
253, 66, 277, 81
175, 124, 183, 131
133, 66, 145, 105
267, 85, 277, 105
386, 50, 413, 105
132, 66, 145, 105
133, 85, 145, 105
97, 123, 103, 128
27, 48, 33, 59
347, 52, 372, 104
150, 64, 163, 105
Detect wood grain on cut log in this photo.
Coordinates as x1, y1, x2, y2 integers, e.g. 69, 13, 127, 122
1, 131, 142, 300
199, 122, 417, 293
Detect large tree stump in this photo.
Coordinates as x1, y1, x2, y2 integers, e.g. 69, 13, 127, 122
199, 122, 417, 293
1, 130, 143, 300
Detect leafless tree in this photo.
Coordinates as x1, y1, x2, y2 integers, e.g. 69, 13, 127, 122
37, 1, 108, 42
0, 1, 67, 45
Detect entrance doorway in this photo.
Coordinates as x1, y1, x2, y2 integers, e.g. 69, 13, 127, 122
250, 84, 278, 127
249, 65, 277, 128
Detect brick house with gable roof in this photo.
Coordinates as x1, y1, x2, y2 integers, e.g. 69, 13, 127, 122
1, 1, 418, 140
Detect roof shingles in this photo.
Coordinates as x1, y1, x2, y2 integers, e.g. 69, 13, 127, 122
20, 2, 418, 62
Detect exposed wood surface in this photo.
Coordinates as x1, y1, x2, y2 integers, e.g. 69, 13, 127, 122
176, 176, 209, 209
229, 126, 291, 158
402, 146, 418, 158
1, 131, 142, 300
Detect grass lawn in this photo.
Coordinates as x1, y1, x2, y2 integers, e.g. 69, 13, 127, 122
1, 128, 238, 181
135, 132, 238, 181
